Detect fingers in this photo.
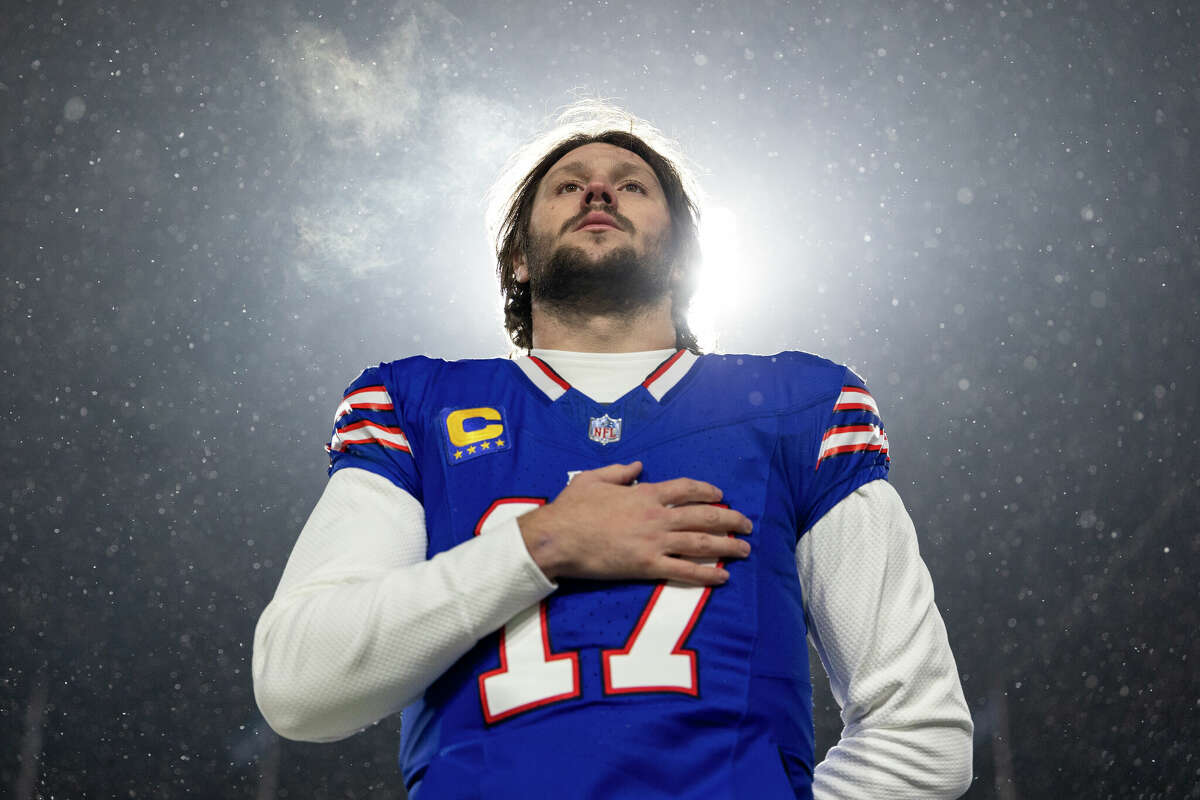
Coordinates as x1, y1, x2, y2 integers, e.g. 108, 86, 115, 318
653, 556, 731, 587
549, 465, 753, 587
665, 531, 752, 561
652, 476, 724, 506
666, 504, 753, 535
580, 461, 643, 485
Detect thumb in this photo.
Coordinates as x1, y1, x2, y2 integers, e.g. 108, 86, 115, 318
584, 461, 643, 485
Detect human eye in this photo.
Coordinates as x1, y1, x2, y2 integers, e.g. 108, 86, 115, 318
620, 181, 647, 194
556, 182, 583, 194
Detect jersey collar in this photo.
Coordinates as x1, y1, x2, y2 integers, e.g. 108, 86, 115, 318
514, 349, 699, 403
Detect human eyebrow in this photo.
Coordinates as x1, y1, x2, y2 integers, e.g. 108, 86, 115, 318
544, 160, 658, 185
544, 160, 587, 182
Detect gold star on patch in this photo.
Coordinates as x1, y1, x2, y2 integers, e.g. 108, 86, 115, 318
496, 439, 505, 447
480, 441, 490, 450
467, 445, 477, 454
454, 450, 463, 459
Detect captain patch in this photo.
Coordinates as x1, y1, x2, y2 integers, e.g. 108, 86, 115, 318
441, 406, 512, 465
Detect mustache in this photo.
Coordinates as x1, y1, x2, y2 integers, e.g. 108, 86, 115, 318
560, 208, 636, 235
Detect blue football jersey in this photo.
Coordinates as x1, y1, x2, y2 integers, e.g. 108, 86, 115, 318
326, 349, 890, 800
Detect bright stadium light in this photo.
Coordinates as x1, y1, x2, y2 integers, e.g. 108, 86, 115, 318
689, 204, 744, 350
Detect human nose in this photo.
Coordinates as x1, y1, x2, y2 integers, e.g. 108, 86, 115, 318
582, 179, 616, 209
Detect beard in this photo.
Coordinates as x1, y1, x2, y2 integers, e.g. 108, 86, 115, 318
524, 232, 675, 321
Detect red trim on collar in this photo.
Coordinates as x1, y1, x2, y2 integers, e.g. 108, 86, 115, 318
641, 349, 686, 389
527, 355, 572, 391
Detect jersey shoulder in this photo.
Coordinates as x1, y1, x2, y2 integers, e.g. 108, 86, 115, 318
707, 352, 890, 532
328, 355, 520, 495
697, 349, 867, 417
364, 354, 519, 408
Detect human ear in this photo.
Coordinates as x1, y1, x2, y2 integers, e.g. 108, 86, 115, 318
513, 251, 529, 283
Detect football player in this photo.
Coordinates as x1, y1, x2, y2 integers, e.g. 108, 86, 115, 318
253, 101, 973, 799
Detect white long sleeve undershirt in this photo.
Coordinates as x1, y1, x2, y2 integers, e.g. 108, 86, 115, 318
252, 350, 973, 798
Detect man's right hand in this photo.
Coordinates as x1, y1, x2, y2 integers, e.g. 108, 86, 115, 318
517, 461, 753, 587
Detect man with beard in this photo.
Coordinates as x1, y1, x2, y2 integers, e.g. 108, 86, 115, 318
253, 103, 974, 799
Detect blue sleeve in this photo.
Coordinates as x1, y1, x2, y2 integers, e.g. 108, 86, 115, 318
797, 367, 890, 534
325, 364, 423, 501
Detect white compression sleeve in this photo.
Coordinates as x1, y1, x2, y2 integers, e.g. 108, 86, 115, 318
252, 467, 556, 742
797, 480, 973, 799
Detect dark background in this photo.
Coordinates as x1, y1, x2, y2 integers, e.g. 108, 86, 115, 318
2, 0, 1197, 797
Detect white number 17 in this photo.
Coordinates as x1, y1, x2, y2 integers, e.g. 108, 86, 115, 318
474, 498, 725, 724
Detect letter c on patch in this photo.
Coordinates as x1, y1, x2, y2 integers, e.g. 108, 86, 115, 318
446, 407, 503, 447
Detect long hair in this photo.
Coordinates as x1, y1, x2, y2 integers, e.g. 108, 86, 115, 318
488, 101, 703, 352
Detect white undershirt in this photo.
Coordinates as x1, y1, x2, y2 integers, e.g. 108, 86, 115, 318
530, 347, 677, 402
252, 350, 973, 798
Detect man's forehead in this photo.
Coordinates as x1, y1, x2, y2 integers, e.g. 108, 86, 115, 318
543, 142, 659, 182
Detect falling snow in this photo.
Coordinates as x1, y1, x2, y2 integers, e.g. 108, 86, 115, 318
2, 1, 1197, 798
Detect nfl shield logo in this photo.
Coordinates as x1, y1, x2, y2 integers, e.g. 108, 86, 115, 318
588, 414, 622, 445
